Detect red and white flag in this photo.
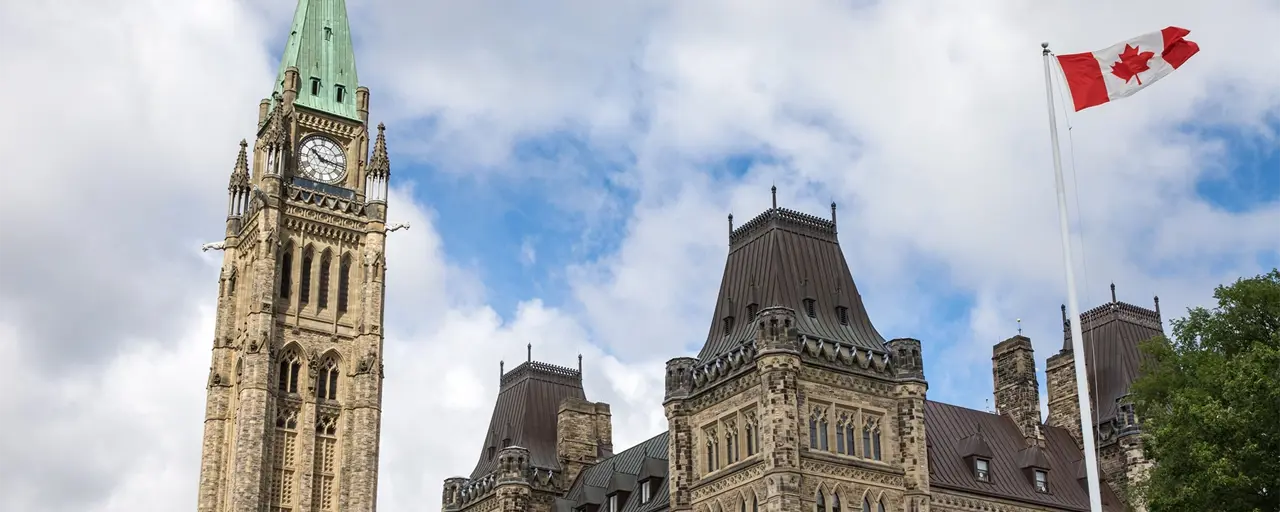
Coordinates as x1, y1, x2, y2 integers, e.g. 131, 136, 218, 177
1056, 26, 1200, 112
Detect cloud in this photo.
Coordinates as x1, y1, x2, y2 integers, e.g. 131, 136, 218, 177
2, 0, 1278, 510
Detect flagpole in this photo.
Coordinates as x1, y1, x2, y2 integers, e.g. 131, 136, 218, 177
1041, 41, 1104, 512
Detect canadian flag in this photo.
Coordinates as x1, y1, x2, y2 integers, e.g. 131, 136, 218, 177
1056, 27, 1200, 112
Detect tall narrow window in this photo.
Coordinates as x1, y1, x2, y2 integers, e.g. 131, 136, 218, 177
337, 254, 351, 314
324, 27, 332, 41
836, 419, 846, 454
746, 303, 759, 320
271, 405, 299, 510
861, 498, 871, 512
803, 298, 816, 318
725, 422, 738, 464
318, 250, 332, 310
608, 495, 618, 512
335, 85, 346, 103
280, 247, 294, 300
1034, 469, 1049, 493
752, 497, 758, 512
312, 413, 339, 511
640, 480, 651, 504
809, 417, 819, 449
844, 422, 857, 455
819, 417, 829, 451
311, 78, 321, 95
278, 351, 302, 394
815, 491, 825, 512
316, 358, 339, 401
228, 270, 237, 297
723, 316, 735, 336
975, 459, 990, 482
862, 424, 872, 458
876, 500, 885, 512
836, 306, 849, 325
872, 425, 882, 460
745, 423, 755, 456
300, 247, 313, 307
832, 494, 841, 512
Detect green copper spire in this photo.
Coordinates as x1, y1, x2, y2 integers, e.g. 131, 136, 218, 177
272, 0, 360, 121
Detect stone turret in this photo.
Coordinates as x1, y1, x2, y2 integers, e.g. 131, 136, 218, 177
494, 446, 532, 512
889, 337, 931, 512
662, 356, 698, 512
754, 306, 804, 512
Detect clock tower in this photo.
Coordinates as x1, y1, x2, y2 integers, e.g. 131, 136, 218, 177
196, 1, 393, 511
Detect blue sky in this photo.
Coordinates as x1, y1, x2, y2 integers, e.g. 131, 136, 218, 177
4, 1, 1280, 510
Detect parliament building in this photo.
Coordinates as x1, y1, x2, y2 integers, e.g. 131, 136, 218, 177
195, 1, 1159, 511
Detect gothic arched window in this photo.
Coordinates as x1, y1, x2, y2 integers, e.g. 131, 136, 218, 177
862, 497, 871, 512
318, 249, 332, 310
278, 351, 302, 394
316, 357, 339, 401
832, 493, 842, 512
815, 490, 825, 512
337, 253, 352, 314
299, 246, 314, 307
280, 246, 294, 300
877, 499, 886, 512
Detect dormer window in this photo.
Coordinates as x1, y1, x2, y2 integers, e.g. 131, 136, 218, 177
1034, 469, 1049, 493
310, 77, 321, 96
324, 27, 332, 41
502, 437, 511, 448
335, 84, 346, 103
836, 306, 849, 325
607, 494, 619, 512
803, 298, 816, 318
487, 446, 495, 460
723, 316, 735, 336
640, 479, 651, 503
746, 303, 759, 320
975, 458, 991, 482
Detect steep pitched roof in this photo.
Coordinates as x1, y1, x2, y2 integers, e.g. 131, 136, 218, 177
272, 0, 361, 120
1061, 294, 1164, 426
697, 204, 885, 363
469, 360, 586, 479
924, 401, 1124, 511
559, 432, 670, 512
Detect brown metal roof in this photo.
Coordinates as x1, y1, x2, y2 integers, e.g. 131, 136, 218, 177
560, 432, 670, 512
697, 205, 885, 363
469, 360, 586, 479
1061, 294, 1164, 426
924, 400, 1124, 511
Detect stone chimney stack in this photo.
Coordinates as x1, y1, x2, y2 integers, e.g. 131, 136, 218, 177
556, 397, 613, 486
992, 335, 1043, 442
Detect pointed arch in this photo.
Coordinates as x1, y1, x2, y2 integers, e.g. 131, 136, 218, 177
831, 492, 842, 512
814, 485, 827, 512
857, 489, 872, 512
315, 349, 342, 401
277, 343, 304, 395
318, 248, 332, 310
749, 488, 760, 512
337, 252, 352, 314
280, 242, 294, 300
299, 244, 315, 307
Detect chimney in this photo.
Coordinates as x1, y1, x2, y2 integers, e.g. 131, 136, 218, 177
556, 397, 613, 486
992, 335, 1043, 442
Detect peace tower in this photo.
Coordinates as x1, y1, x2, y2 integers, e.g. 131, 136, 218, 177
196, 1, 394, 510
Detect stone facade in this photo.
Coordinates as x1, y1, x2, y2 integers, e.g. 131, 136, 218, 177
558, 398, 615, 486
1043, 351, 1082, 449
196, 9, 392, 508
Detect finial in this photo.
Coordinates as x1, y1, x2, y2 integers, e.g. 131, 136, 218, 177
728, 213, 734, 235
239, 139, 248, 149
830, 201, 837, 228
500, 360, 504, 380
1061, 304, 1069, 331
1017, 318, 1022, 335
1110, 282, 1117, 303
771, 185, 778, 208
1153, 295, 1161, 317
377, 122, 386, 132
527, 343, 532, 362
578, 354, 583, 374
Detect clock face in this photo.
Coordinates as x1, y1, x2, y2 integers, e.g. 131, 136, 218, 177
298, 136, 347, 183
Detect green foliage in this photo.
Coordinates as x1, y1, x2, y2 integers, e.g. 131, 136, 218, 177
1130, 269, 1280, 512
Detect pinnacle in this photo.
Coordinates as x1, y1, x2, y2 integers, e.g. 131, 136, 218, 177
367, 122, 390, 175
229, 139, 250, 188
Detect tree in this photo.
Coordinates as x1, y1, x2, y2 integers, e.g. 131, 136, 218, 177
1130, 269, 1280, 512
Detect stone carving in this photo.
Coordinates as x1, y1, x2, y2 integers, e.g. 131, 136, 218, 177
692, 460, 765, 501
799, 459, 904, 487
208, 369, 222, 386
201, 241, 227, 252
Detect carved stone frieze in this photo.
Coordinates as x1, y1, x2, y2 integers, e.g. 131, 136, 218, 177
799, 366, 895, 399
932, 490, 1043, 512
297, 112, 363, 139
285, 186, 364, 216
799, 458, 904, 488
692, 460, 766, 502
688, 371, 761, 414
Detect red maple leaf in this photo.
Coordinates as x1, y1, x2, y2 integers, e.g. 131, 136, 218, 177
1110, 44, 1155, 85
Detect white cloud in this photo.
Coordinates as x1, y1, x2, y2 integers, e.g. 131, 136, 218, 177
2, 0, 1278, 510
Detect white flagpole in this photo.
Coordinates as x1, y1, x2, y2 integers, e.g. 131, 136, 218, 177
1041, 41, 1104, 512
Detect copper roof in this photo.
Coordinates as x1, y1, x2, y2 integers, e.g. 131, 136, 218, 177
560, 432, 670, 512
925, 401, 1124, 511
697, 205, 885, 363
1061, 295, 1164, 426
469, 360, 586, 479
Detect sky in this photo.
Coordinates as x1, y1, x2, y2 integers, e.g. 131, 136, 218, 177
0, 0, 1277, 510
